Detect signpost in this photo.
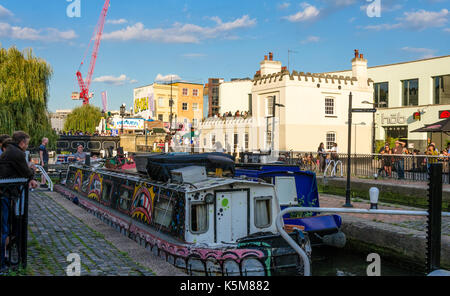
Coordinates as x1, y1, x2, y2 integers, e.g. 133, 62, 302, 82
344, 94, 377, 208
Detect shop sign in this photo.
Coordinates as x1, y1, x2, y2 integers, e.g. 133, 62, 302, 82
439, 110, 450, 119
381, 112, 406, 125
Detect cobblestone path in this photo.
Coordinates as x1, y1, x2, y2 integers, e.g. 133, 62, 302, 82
25, 190, 155, 276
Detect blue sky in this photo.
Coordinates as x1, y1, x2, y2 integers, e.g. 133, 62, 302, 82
0, 0, 449, 112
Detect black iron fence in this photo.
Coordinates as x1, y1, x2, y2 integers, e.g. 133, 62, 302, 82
274, 151, 450, 183
0, 178, 29, 273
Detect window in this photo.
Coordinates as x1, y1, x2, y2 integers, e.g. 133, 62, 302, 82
158, 97, 164, 107
325, 97, 335, 116
374, 82, 389, 108
154, 198, 173, 228
102, 182, 112, 202
158, 114, 163, 121
224, 134, 228, 145
266, 96, 274, 117
182, 103, 188, 111
118, 187, 132, 211
254, 197, 272, 228
190, 203, 208, 233
233, 133, 238, 150
203, 138, 206, 146
211, 134, 216, 146
193, 103, 199, 111
402, 79, 419, 106
193, 89, 199, 97
193, 118, 198, 126
245, 133, 249, 150
326, 132, 336, 150
182, 88, 188, 96
434, 75, 450, 105
266, 130, 272, 149
248, 94, 252, 115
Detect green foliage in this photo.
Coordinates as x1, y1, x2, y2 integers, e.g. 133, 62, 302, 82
0, 45, 57, 148
375, 137, 399, 153
64, 104, 102, 134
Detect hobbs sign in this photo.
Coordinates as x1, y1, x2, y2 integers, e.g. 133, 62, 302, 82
381, 113, 406, 125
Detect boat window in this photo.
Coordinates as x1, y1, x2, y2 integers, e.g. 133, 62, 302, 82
118, 186, 132, 211
190, 202, 208, 233
275, 177, 298, 206
102, 182, 112, 202
154, 198, 174, 228
254, 196, 272, 228
66, 171, 75, 187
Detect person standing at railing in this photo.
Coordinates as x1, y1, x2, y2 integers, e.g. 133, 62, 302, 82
380, 144, 393, 177
330, 143, 339, 161
392, 140, 406, 180
317, 142, 326, 173
0, 131, 38, 271
39, 137, 49, 189
426, 144, 439, 168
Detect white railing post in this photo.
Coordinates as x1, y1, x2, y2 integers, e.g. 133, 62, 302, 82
35, 165, 53, 191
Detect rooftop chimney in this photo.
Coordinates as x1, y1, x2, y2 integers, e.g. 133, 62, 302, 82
259, 52, 282, 75
352, 49, 368, 86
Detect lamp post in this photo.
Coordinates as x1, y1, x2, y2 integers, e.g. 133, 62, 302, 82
344, 92, 353, 208
120, 103, 126, 135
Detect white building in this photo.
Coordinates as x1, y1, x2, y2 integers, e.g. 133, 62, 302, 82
199, 51, 374, 154
218, 78, 253, 115
327, 55, 450, 151
49, 109, 72, 132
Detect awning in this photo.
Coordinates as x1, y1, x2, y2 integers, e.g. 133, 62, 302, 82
410, 117, 450, 133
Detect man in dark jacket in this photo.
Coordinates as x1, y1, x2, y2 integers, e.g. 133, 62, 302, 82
0, 131, 38, 270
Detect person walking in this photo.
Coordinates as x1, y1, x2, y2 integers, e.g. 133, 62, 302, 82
317, 142, 327, 173
392, 140, 406, 180
39, 137, 49, 188
0, 131, 38, 271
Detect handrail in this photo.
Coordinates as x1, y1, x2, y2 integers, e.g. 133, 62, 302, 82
332, 160, 343, 177
35, 165, 53, 191
276, 206, 450, 276
324, 160, 335, 177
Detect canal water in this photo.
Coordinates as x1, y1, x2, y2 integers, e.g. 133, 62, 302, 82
311, 246, 423, 276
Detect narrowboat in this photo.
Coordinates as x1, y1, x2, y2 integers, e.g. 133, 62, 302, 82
57, 162, 312, 276
235, 164, 346, 248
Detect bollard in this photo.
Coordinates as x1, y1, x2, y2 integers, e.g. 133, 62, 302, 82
369, 187, 379, 209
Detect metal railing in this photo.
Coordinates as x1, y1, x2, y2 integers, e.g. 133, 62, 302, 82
275, 150, 450, 183
0, 178, 29, 272
35, 165, 53, 192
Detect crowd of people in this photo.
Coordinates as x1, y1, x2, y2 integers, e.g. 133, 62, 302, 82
209, 110, 250, 120
57, 130, 105, 136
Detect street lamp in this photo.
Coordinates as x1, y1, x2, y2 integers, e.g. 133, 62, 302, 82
120, 103, 126, 135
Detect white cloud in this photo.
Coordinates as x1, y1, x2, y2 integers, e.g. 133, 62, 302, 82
0, 22, 77, 42
0, 5, 13, 19
365, 9, 449, 31
155, 74, 182, 83
277, 2, 291, 10
283, 3, 320, 22
93, 74, 137, 86
102, 15, 256, 43
182, 53, 206, 58
401, 47, 437, 59
301, 35, 320, 44
106, 19, 128, 25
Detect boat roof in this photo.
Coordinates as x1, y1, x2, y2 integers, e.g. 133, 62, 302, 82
70, 164, 273, 193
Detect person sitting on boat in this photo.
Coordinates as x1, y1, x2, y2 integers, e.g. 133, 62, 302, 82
74, 145, 86, 162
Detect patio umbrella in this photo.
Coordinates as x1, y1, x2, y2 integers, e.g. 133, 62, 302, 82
411, 117, 450, 151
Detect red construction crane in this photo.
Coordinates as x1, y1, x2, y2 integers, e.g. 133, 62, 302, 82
76, 0, 110, 105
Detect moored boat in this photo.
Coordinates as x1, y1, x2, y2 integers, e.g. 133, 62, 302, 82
57, 162, 312, 276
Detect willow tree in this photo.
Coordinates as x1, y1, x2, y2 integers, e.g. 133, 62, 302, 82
64, 104, 102, 134
0, 45, 56, 147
